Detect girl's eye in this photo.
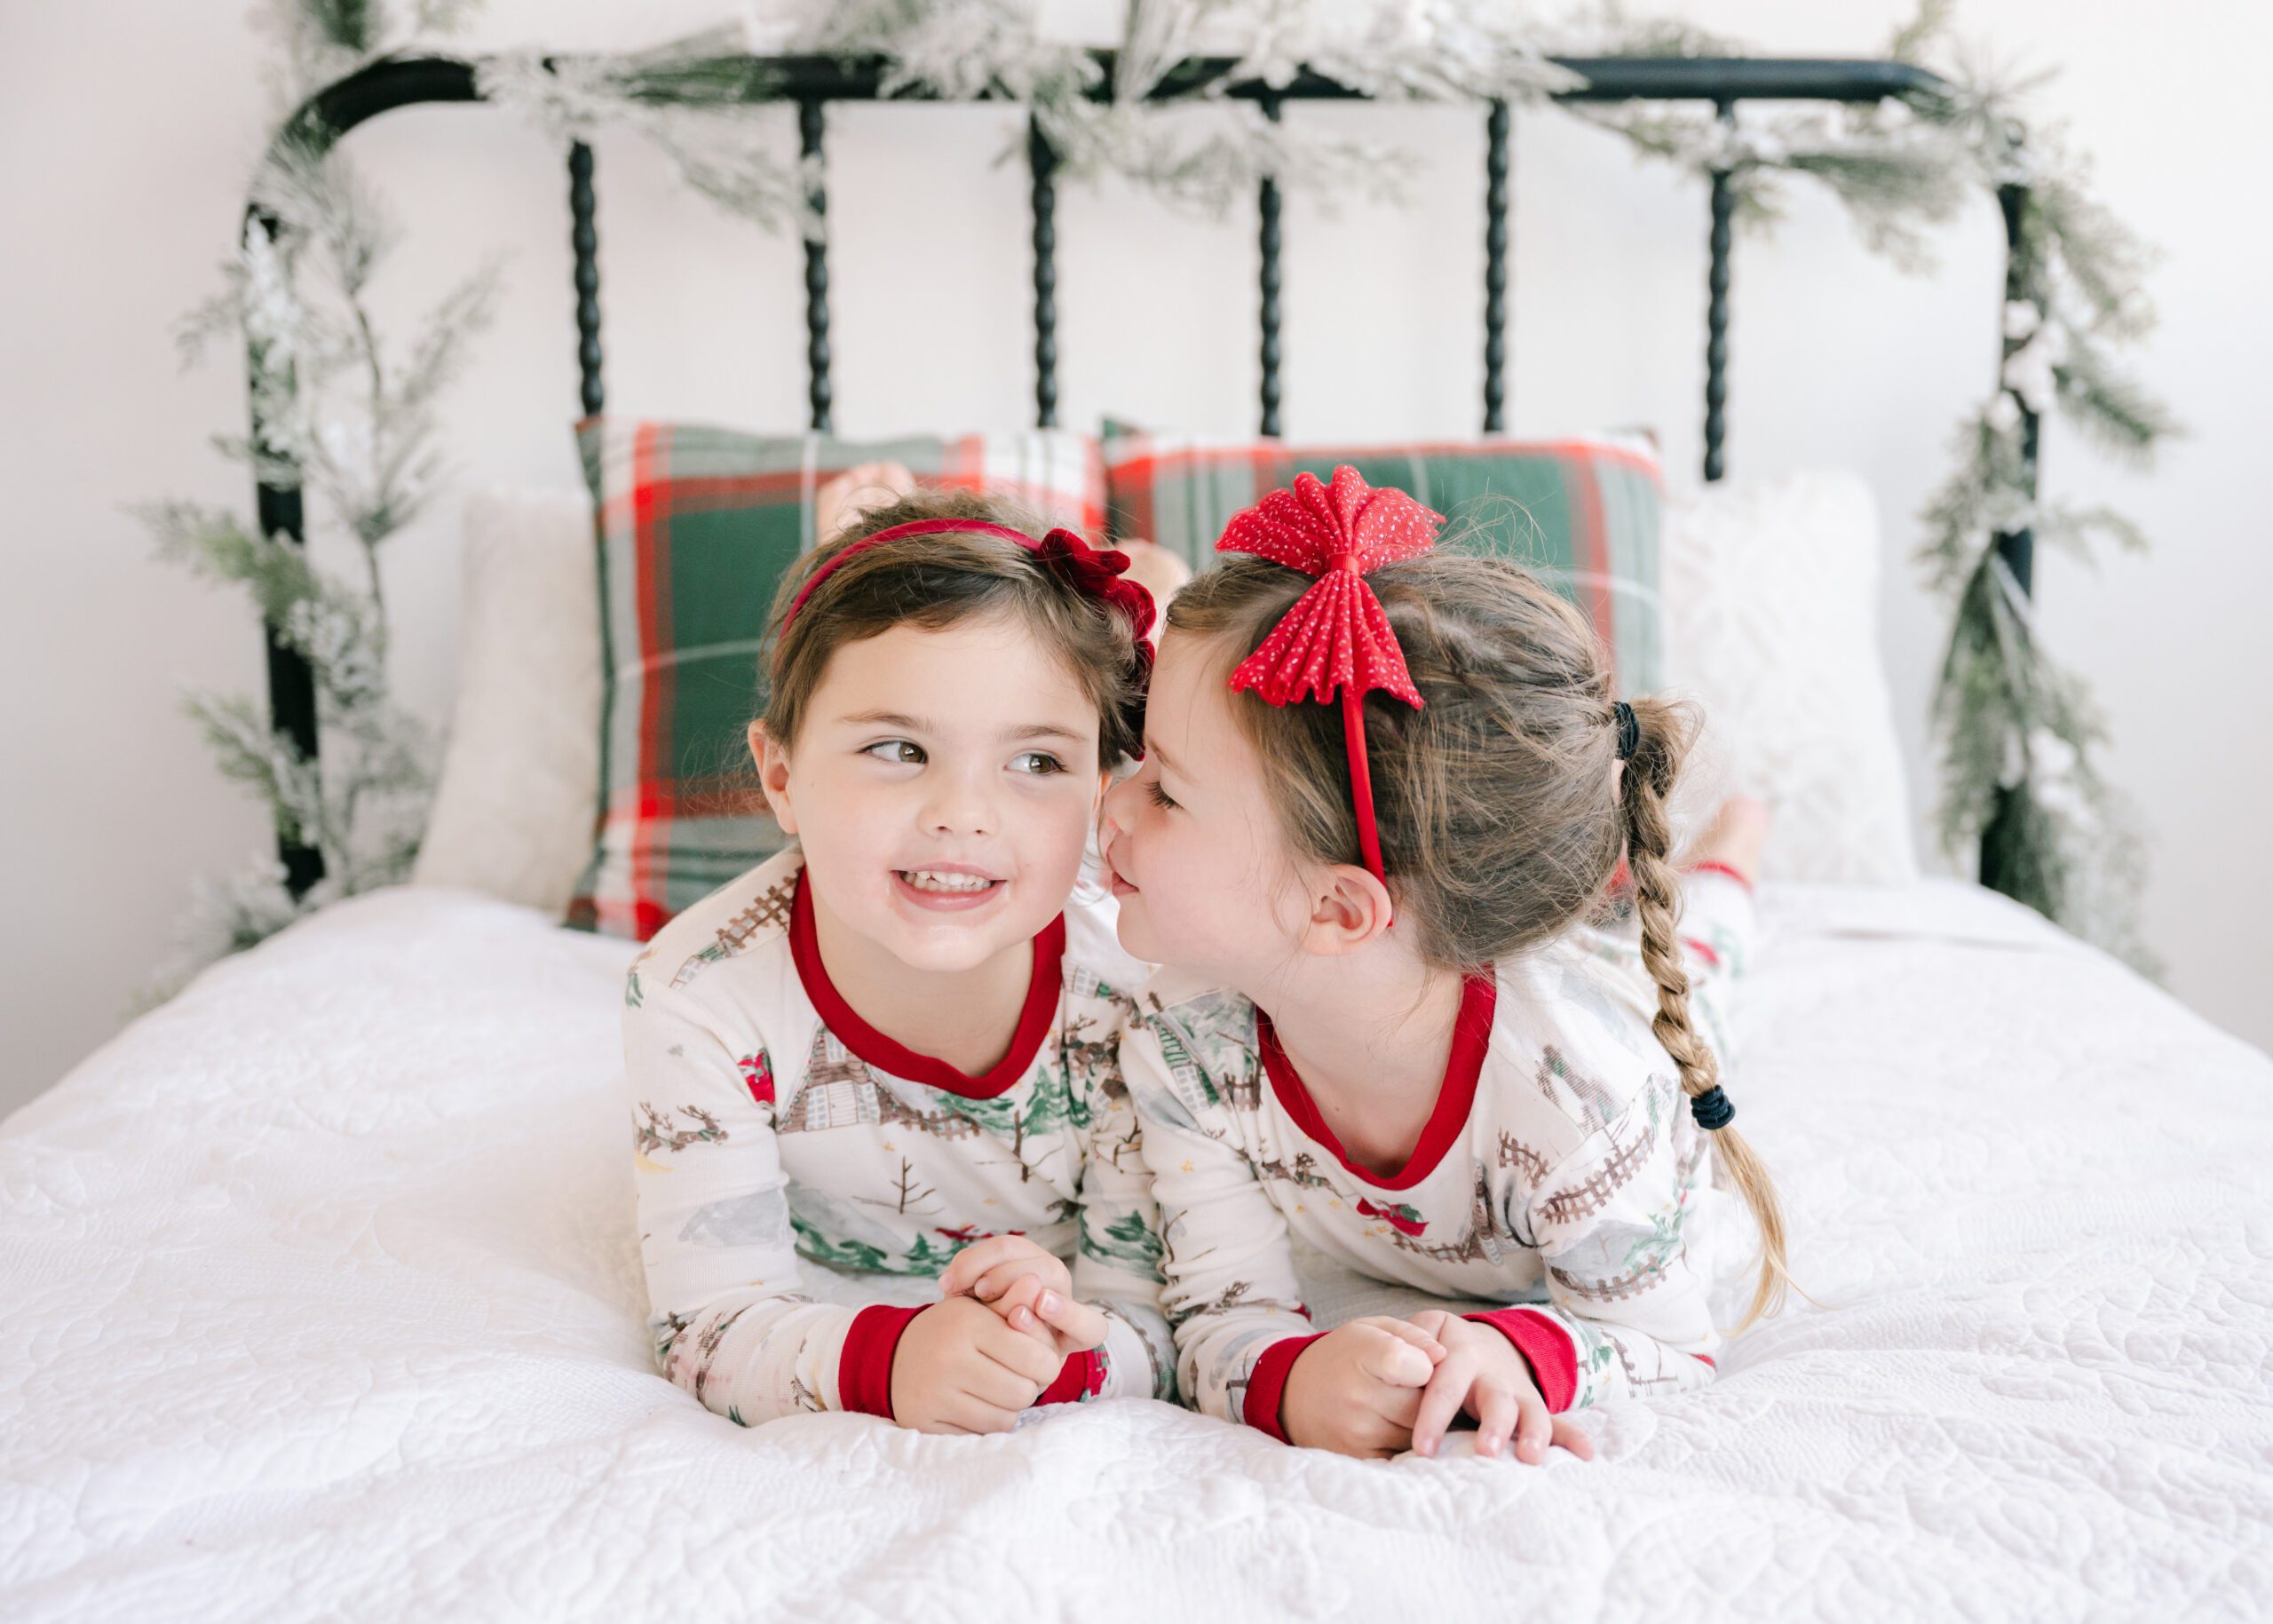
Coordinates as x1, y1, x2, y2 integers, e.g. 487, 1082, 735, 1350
863, 740, 925, 765
1147, 780, 1177, 811
1010, 751, 1066, 777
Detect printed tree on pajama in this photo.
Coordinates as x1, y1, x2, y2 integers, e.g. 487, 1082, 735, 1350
1122, 869, 1756, 1438
624, 848, 1175, 1426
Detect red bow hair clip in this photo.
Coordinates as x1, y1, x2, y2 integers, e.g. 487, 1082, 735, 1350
1032, 527, 1157, 689
1216, 465, 1445, 892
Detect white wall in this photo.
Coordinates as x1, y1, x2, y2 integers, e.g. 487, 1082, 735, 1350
4, 0, 2267, 1119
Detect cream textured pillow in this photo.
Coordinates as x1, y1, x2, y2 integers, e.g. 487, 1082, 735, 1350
413, 489, 602, 914
1659, 471, 1919, 883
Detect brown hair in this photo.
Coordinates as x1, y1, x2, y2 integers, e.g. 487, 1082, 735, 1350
761, 489, 1146, 767
1168, 551, 1790, 1327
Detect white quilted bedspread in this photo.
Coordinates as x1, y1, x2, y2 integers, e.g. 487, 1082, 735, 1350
4, 881, 2269, 1621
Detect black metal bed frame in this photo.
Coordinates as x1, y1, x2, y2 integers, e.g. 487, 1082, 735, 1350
244, 51, 2041, 899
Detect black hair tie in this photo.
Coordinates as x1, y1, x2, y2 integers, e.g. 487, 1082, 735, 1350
1613, 701, 1639, 762
1689, 1086, 1735, 1132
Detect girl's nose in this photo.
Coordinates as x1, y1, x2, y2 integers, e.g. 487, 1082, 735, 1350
1099, 771, 1137, 832
921, 766, 995, 837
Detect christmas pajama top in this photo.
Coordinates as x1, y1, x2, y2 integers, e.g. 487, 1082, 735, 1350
622, 847, 1174, 1426
1121, 867, 1754, 1438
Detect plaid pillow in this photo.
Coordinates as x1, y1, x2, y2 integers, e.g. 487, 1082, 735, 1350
1102, 430, 1664, 692
569, 420, 1106, 940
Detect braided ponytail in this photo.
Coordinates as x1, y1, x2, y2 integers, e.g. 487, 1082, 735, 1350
1619, 697, 1790, 1329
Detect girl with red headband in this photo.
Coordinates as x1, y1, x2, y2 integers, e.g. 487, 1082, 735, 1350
1101, 466, 1789, 1462
622, 490, 1172, 1435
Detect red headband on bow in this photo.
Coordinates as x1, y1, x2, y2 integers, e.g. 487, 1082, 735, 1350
784, 516, 1157, 689
1216, 465, 1445, 894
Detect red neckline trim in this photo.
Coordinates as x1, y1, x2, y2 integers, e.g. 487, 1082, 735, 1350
788, 867, 1065, 1099
1255, 972, 1497, 1192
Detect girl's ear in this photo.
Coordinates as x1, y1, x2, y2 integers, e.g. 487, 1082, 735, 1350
1297, 863, 1397, 957
748, 720, 799, 836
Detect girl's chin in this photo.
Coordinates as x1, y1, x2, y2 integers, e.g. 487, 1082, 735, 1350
1111, 902, 1158, 963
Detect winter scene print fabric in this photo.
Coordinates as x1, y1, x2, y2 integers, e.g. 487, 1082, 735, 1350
623, 849, 1173, 1426
1125, 871, 1756, 1432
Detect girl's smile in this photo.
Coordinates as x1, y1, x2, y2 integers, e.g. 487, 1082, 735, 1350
892, 862, 1010, 912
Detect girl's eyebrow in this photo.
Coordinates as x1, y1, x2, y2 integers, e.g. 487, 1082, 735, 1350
838, 709, 1084, 746
837, 709, 933, 732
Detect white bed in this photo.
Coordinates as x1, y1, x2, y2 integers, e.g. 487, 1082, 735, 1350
5, 875, 2268, 1620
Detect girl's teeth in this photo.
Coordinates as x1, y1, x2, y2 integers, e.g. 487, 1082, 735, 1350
901, 870, 996, 893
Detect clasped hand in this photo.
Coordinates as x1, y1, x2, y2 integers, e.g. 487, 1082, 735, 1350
885, 1237, 1107, 1435
1279, 1310, 1596, 1463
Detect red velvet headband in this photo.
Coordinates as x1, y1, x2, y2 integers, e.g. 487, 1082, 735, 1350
1214, 465, 1445, 897
782, 514, 1157, 686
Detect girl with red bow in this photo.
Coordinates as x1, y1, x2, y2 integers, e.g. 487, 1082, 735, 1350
622, 489, 1175, 1436
1102, 465, 1789, 1462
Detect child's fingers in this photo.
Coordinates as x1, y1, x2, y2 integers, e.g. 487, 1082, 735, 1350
1351, 1316, 1446, 1365
1033, 1288, 1109, 1351
990, 1273, 1046, 1321
970, 1256, 1066, 1303
1368, 1377, 1424, 1434
1549, 1414, 1596, 1462
938, 1236, 1041, 1295
1405, 1308, 1454, 1343
958, 1355, 1043, 1414
905, 1414, 975, 1437
975, 1316, 1064, 1388
1474, 1384, 1518, 1459
940, 1391, 1024, 1435
1354, 1327, 1438, 1389
1000, 1293, 1071, 1351
1511, 1390, 1553, 1464
1407, 1353, 1477, 1457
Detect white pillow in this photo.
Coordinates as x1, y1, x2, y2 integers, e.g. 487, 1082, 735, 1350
1658, 471, 1918, 884
413, 489, 602, 914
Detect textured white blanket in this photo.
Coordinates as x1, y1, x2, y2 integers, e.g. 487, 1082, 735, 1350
3, 881, 2269, 1620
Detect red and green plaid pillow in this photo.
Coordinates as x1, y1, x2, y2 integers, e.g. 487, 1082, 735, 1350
569, 419, 1107, 941
1102, 429, 1664, 692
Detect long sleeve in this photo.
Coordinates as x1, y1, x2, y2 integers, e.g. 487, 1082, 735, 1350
624, 966, 887, 1425
1480, 1072, 1723, 1412
1120, 1016, 1317, 1435
1478, 866, 1754, 1410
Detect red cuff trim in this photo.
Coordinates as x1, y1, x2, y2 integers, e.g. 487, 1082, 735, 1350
1682, 859, 1754, 894
1035, 1349, 1105, 1406
1467, 1309, 1580, 1413
839, 1303, 929, 1419
1241, 1334, 1324, 1443
1680, 935, 1722, 969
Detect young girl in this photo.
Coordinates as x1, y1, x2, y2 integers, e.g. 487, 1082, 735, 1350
622, 490, 1174, 1435
1100, 466, 1789, 1463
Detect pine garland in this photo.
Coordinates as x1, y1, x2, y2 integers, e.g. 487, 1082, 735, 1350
140, 117, 495, 990
1894, 16, 2172, 967
153, 0, 2171, 978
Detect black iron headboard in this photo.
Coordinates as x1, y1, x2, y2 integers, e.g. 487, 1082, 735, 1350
246, 51, 2036, 897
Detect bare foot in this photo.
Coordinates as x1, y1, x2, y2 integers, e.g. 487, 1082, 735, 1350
813, 461, 915, 545
1116, 539, 1194, 614
1682, 795, 1770, 886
